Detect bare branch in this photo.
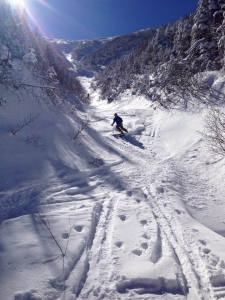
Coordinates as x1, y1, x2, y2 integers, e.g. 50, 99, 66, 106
199, 108, 225, 156
64, 222, 73, 256
25, 133, 46, 150
69, 120, 89, 141
20, 82, 60, 90
34, 212, 65, 257
89, 156, 104, 168
0, 95, 6, 109
9, 112, 40, 135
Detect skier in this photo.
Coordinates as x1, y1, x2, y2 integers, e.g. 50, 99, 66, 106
111, 113, 128, 134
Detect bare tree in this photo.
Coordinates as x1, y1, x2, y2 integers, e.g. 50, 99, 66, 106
25, 133, 46, 150
68, 119, 89, 141
0, 44, 84, 116
26, 209, 76, 300
89, 155, 104, 168
200, 108, 225, 155
0, 95, 6, 109
9, 112, 40, 135
34, 211, 73, 257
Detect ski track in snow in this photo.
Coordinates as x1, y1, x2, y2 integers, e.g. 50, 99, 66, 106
2, 94, 225, 300
77, 103, 225, 300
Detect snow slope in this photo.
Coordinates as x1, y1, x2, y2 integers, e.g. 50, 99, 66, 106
1, 73, 225, 300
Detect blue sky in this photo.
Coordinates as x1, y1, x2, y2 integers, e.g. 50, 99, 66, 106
21, 0, 198, 40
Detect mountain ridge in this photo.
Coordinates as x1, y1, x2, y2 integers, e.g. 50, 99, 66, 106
49, 0, 225, 106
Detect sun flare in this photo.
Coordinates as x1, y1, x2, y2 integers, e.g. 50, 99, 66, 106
8, 0, 60, 37
9, 0, 25, 7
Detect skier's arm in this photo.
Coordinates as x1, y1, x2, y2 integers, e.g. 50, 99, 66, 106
111, 118, 115, 126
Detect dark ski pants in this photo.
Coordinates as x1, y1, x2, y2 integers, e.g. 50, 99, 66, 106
116, 122, 128, 133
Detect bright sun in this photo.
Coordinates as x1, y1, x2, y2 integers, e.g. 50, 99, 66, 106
9, 0, 25, 7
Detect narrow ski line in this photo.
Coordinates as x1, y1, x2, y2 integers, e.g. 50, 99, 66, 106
77, 192, 121, 299
143, 186, 200, 296
116, 123, 214, 300
102, 134, 195, 297
105, 121, 216, 299
169, 161, 219, 300
142, 163, 215, 300
79, 106, 220, 299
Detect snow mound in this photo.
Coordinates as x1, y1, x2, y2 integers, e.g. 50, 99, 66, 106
13, 289, 43, 300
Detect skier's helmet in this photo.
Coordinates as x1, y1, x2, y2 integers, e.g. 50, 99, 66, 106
114, 113, 117, 116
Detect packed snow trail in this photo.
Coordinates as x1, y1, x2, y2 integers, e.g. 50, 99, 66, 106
74, 96, 225, 300
2, 93, 225, 300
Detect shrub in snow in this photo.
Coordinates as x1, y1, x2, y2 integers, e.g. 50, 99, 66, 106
46, 66, 57, 80
69, 119, 89, 141
46, 66, 58, 85
0, 43, 12, 62
201, 108, 225, 155
25, 133, 46, 150
9, 113, 40, 136
0, 43, 13, 78
23, 48, 37, 65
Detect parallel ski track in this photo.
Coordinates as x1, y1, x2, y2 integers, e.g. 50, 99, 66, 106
77, 191, 121, 299
104, 127, 216, 299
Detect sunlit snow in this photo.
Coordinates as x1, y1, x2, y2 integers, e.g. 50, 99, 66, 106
1, 72, 225, 300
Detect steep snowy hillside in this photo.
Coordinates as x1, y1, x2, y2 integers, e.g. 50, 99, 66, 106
2, 1, 225, 299
48, 37, 112, 55
49, 28, 156, 73
0, 62, 87, 223
48, 37, 111, 67
49, 0, 225, 105
1, 72, 225, 300
46, 39, 81, 54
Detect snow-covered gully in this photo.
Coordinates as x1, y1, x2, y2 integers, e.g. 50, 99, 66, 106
83, 101, 225, 299
2, 95, 225, 300
74, 99, 225, 300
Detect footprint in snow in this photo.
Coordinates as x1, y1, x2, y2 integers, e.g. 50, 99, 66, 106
61, 232, 69, 239
140, 219, 147, 225
132, 249, 142, 256
118, 215, 126, 221
199, 239, 207, 246
115, 241, 123, 248
174, 209, 184, 215
202, 247, 211, 254
156, 186, 164, 193
127, 191, 132, 197
142, 233, 151, 240
141, 242, 148, 250
219, 260, 225, 269
93, 286, 101, 297
209, 254, 220, 267
74, 225, 83, 232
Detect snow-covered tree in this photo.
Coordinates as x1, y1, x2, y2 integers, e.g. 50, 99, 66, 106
0, 0, 85, 109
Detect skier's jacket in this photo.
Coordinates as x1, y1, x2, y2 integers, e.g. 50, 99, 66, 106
113, 116, 123, 125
